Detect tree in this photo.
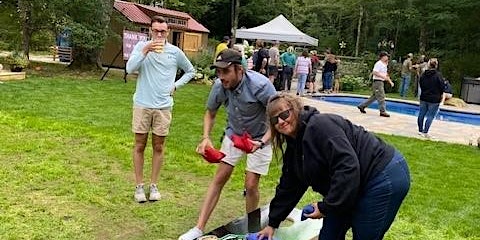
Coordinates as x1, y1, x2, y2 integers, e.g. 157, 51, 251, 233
15, 0, 64, 58
0, 0, 21, 50
231, 0, 240, 44
65, 0, 115, 69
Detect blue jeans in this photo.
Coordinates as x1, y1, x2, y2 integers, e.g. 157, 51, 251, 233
399, 74, 411, 97
297, 73, 308, 95
417, 101, 440, 133
322, 71, 334, 90
282, 66, 293, 90
319, 151, 411, 240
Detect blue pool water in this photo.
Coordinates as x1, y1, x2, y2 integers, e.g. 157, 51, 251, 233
314, 96, 480, 126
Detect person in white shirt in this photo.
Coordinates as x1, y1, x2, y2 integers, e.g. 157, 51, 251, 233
357, 51, 394, 117
268, 41, 280, 84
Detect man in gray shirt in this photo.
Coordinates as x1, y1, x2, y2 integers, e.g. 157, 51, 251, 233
179, 49, 277, 240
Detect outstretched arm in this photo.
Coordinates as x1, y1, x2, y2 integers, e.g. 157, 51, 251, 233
196, 109, 217, 155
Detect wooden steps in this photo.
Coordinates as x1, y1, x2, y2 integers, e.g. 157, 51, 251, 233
0, 70, 26, 81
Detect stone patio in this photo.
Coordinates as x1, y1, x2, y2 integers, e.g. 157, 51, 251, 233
301, 94, 480, 146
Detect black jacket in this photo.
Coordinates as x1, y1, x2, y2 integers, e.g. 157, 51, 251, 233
420, 69, 445, 103
268, 106, 395, 228
323, 61, 337, 73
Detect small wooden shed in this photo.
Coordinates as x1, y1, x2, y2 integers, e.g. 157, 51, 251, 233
101, 0, 210, 68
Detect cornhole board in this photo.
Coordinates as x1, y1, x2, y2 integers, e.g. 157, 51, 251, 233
203, 205, 322, 240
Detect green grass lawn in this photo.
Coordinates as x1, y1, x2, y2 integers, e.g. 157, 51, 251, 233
0, 65, 479, 239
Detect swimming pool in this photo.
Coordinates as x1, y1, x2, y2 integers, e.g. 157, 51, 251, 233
314, 95, 480, 126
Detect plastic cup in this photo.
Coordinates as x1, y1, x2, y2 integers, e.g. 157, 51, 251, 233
153, 40, 165, 53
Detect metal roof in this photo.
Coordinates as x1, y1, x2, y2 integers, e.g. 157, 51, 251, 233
114, 0, 209, 33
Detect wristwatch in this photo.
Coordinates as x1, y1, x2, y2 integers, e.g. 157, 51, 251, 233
259, 140, 266, 149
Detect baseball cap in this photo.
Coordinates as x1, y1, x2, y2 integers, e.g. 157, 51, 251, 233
211, 49, 242, 69
223, 36, 230, 41
379, 51, 390, 58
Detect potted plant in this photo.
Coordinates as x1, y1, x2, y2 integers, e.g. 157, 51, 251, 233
5, 51, 29, 72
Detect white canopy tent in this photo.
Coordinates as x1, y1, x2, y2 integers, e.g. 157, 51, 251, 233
235, 15, 318, 46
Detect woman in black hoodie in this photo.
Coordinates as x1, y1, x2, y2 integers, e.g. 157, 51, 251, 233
256, 93, 410, 240
417, 58, 445, 138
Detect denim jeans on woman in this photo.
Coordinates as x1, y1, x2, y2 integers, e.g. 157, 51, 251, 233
322, 71, 334, 90
399, 73, 411, 97
297, 73, 308, 95
417, 100, 440, 133
319, 151, 411, 240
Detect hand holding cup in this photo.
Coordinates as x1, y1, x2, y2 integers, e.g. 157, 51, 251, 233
152, 39, 165, 53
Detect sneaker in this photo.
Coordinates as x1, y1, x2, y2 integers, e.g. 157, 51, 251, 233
423, 133, 436, 139
380, 112, 390, 117
357, 106, 366, 114
134, 184, 147, 203
417, 132, 424, 137
149, 184, 161, 201
179, 227, 203, 240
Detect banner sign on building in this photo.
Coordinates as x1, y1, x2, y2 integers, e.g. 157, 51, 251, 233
123, 30, 148, 60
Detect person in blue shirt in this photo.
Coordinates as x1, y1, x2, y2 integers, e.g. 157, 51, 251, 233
179, 49, 277, 240
126, 16, 195, 203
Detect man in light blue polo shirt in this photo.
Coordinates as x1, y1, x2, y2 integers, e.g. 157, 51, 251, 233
126, 16, 195, 203
179, 49, 277, 240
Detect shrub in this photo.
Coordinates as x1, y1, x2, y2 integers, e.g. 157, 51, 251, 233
340, 75, 366, 91
5, 51, 29, 69
441, 52, 480, 96
190, 49, 216, 84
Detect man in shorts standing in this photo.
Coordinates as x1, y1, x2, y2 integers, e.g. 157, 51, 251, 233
126, 16, 195, 203
179, 49, 276, 240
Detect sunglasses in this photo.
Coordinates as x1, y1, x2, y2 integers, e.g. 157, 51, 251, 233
152, 29, 168, 35
270, 109, 292, 125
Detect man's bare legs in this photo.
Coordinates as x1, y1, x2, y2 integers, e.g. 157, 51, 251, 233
151, 134, 166, 184
195, 162, 234, 231
244, 171, 261, 213
194, 165, 262, 232
133, 133, 148, 185
133, 133, 166, 184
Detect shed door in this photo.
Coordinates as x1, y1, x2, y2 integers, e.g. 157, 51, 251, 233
183, 32, 201, 52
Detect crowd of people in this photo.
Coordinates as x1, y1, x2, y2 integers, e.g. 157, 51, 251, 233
125, 16, 469, 240
226, 38, 341, 96
357, 51, 451, 138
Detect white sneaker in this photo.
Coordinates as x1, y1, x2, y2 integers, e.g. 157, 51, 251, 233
149, 184, 161, 201
179, 227, 203, 240
134, 184, 147, 203
424, 133, 436, 139
417, 132, 425, 137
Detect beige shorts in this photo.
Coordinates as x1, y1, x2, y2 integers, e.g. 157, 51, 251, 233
220, 136, 273, 175
132, 107, 172, 136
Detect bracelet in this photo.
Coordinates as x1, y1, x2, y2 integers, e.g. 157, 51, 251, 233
201, 136, 210, 141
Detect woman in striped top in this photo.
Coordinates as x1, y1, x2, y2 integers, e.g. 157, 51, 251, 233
294, 50, 312, 96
